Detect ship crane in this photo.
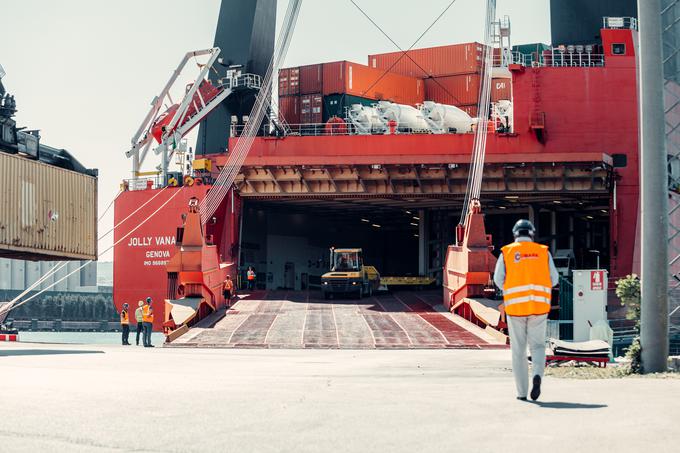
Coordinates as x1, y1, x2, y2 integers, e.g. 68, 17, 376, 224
125, 48, 261, 182
442, 0, 507, 339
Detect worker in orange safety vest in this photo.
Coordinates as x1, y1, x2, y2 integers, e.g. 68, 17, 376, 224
142, 297, 154, 348
246, 266, 256, 290
493, 219, 559, 401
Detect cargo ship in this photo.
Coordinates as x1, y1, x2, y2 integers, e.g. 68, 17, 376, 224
113, 2, 640, 333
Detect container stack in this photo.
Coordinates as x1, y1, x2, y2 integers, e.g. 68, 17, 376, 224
368, 42, 511, 117
278, 61, 424, 125
277, 41, 523, 126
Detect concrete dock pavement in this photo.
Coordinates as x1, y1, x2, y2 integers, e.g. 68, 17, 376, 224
1, 342, 678, 452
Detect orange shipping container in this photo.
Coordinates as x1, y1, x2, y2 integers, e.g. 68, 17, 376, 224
368, 42, 485, 78
424, 73, 481, 106
300, 94, 323, 124
279, 95, 300, 124
299, 64, 323, 94
491, 77, 512, 101
322, 61, 424, 106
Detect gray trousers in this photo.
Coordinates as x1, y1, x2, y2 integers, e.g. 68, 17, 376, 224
143, 322, 153, 346
507, 314, 548, 398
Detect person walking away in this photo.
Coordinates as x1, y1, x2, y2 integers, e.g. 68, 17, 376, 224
493, 219, 559, 401
246, 267, 256, 290
120, 303, 131, 345
142, 297, 154, 348
223, 275, 234, 305
135, 300, 144, 346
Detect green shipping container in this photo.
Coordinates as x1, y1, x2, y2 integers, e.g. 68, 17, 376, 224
322, 94, 375, 122
512, 43, 550, 64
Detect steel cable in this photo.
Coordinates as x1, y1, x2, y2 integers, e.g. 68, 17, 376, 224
200, 0, 303, 223
349, 0, 464, 105
460, 0, 496, 226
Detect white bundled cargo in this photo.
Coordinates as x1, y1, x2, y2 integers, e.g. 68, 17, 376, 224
420, 101, 474, 134
347, 104, 386, 135
375, 101, 430, 133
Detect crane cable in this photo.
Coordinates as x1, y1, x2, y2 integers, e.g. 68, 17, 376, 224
460, 0, 496, 225
199, 0, 303, 223
0, 186, 186, 318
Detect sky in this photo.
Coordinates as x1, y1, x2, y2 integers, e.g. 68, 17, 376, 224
0, 0, 551, 257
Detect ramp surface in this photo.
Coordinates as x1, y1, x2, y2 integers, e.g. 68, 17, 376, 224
169, 291, 507, 349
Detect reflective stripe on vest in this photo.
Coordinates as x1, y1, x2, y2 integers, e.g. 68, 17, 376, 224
142, 305, 154, 323
501, 241, 552, 316
120, 310, 129, 325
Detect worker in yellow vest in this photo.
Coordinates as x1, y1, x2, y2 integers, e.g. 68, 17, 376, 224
135, 301, 144, 346
120, 303, 131, 346
142, 297, 154, 348
493, 219, 559, 401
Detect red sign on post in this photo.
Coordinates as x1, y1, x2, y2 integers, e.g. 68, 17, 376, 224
591, 270, 605, 291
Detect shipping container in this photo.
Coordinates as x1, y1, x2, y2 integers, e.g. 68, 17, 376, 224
0, 152, 97, 261
459, 105, 478, 118
512, 43, 550, 64
322, 94, 375, 122
300, 93, 323, 124
278, 95, 300, 124
424, 73, 481, 106
299, 64, 323, 95
278, 67, 300, 96
491, 77, 512, 101
322, 61, 424, 105
368, 42, 485, 78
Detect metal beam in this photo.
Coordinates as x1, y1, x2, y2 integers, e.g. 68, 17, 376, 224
639, 0, 670, 373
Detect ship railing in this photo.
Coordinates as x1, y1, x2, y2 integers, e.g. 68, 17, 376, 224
219, 73, 262, 90
232, 121, 488, 138
603, 16, 638, 31
541, 49, 605, 68
122, 176, 164, 191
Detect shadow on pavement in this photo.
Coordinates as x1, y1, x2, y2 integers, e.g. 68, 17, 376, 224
0, 349, 104, 357
533, 401, 608, 409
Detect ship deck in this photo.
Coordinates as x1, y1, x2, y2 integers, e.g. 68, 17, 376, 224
167, 290, 507, 349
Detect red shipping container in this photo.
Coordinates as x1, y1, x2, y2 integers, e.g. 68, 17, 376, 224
279, 67, 300, 95
459, 105, 478, 118
278, 95, 300, 124
491, 77, 512, 101
299, 64, 323, 95
424, 73, 481, 106
300, 93, 323, 124
322, 61, 424, 105
368, 42, 485, 78
278, 68, 290, 95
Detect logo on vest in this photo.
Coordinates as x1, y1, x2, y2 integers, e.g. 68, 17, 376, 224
513, 252, 539, 263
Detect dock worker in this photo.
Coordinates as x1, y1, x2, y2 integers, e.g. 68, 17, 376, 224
493, 219, 559, 401
246, 266, 256, 290
135, 301, 144, 346
223, 275, 234, 304
120, 303, 131, 346
142, 297, 154, 348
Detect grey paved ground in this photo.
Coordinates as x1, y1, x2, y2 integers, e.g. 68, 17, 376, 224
1, 342, 678, 452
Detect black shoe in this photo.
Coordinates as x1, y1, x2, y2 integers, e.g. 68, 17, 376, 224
147, 345, 155, 348
531, 375, 542, 401
516, 396, 527, 401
